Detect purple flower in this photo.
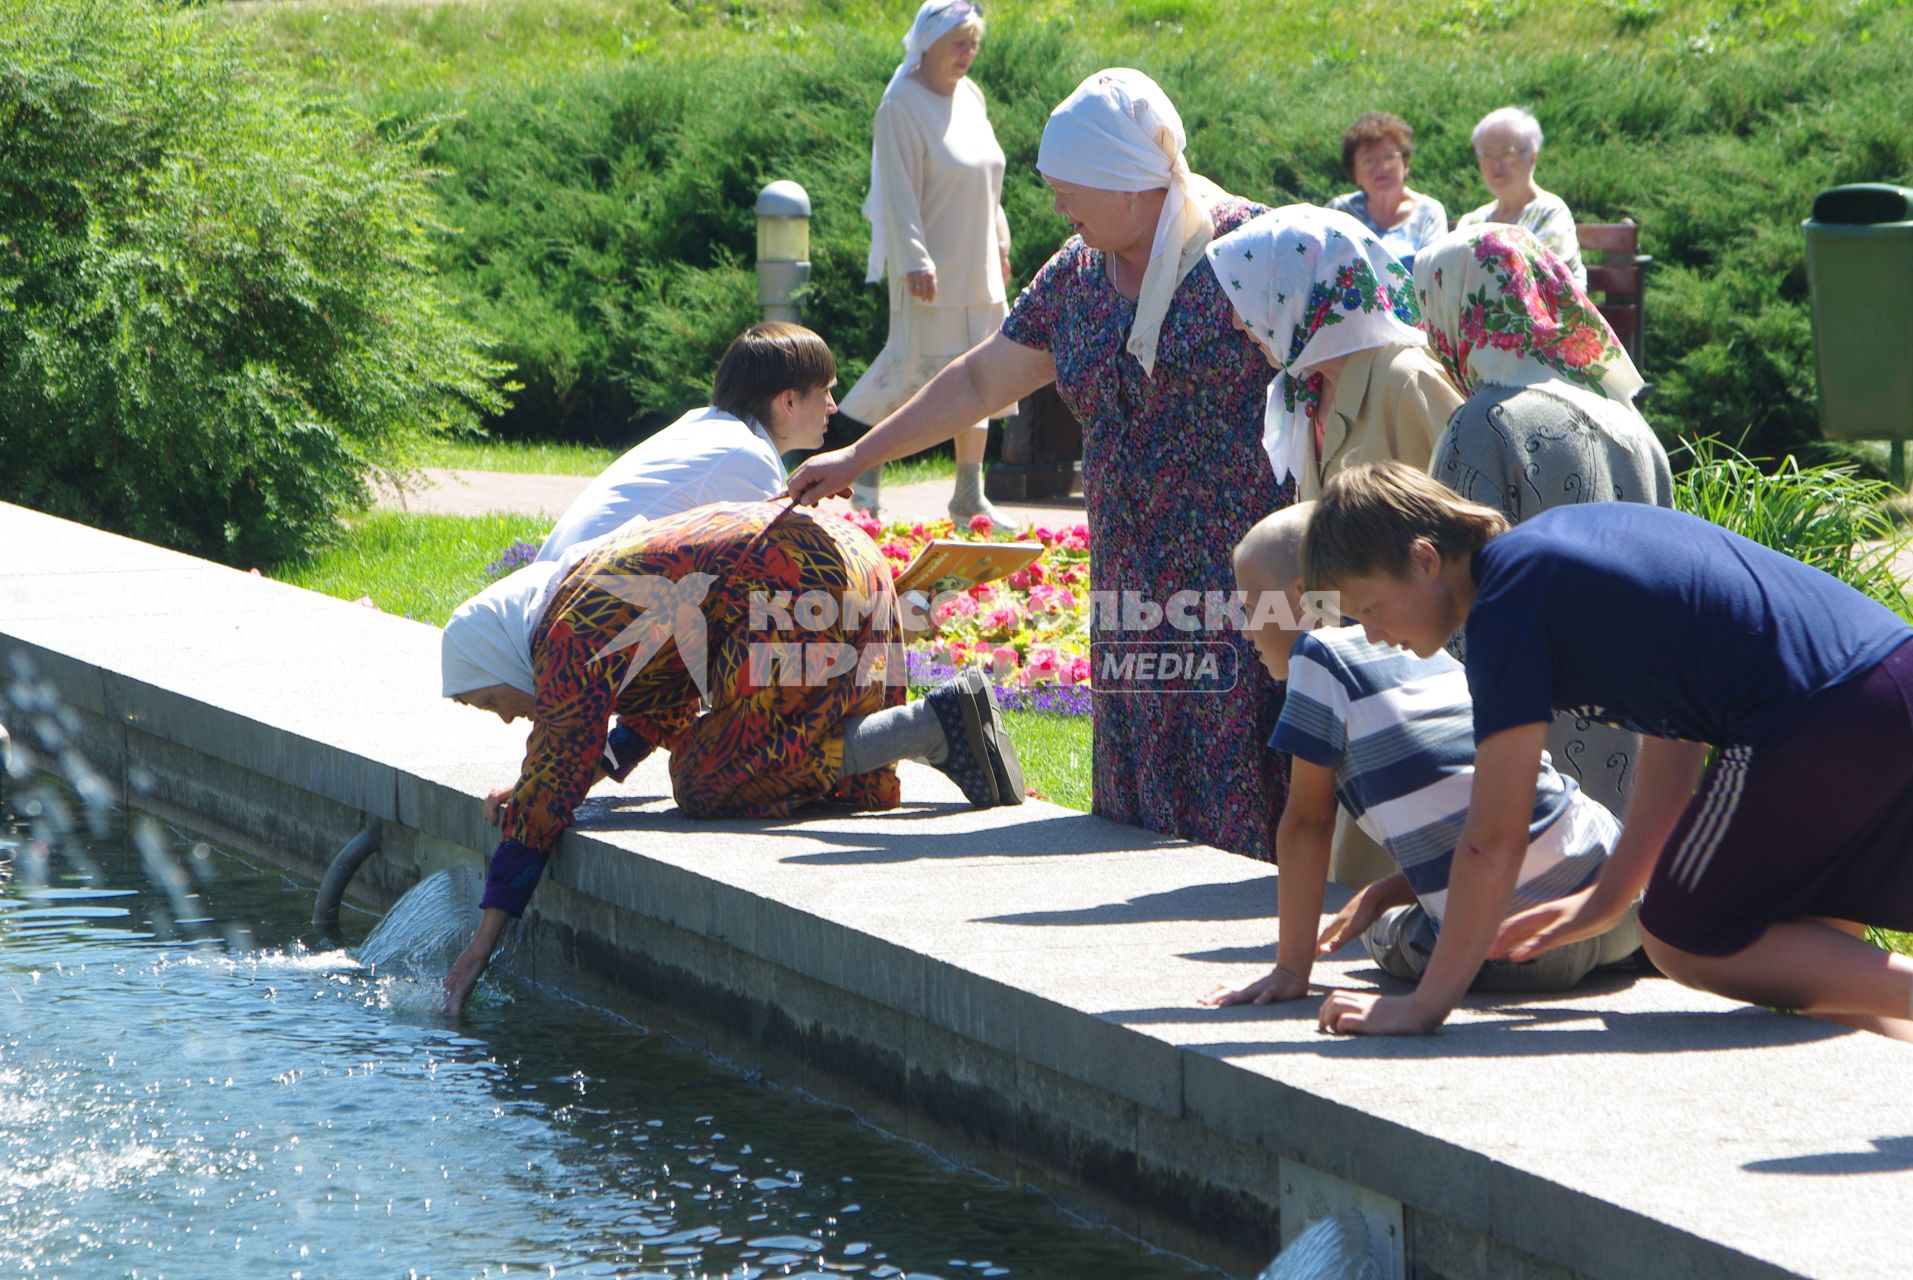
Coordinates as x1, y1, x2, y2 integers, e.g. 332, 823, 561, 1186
485, 539, 540, 581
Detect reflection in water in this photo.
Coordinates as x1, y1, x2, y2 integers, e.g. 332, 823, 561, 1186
0, 711, 1206, 1279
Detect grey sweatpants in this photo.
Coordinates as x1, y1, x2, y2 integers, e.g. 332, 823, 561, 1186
1363, 901, 1643, 994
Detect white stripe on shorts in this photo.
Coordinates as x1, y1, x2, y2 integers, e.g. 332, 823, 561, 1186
1667, 744, 1752, 892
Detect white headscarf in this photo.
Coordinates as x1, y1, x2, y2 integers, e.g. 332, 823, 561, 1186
1204, 205, 1425, 487
862, 0, 984, 284
440, 526, 623, 696
1036, 68, 1227, 378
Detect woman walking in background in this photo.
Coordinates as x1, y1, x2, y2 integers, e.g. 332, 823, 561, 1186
838, 0, 1014, 527
790, 69, 1292, 860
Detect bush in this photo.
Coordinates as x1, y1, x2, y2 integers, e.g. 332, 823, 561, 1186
0, 0, 507, 565
252, 0, 1913, 460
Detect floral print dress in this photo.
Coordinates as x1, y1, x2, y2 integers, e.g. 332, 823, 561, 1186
483, 501, 905, 914
1002, 198, 1292, 859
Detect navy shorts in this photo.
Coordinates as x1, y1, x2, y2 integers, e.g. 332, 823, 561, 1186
1640, 637, 1913, 956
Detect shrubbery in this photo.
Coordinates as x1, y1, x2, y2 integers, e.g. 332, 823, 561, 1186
322, 0, 1910, 461
0, 0, 506, 564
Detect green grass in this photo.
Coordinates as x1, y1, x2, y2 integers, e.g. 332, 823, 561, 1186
1002, 709, 1091, 811
269, 510, 553, 624
882, 448, 959, 489
411, 437, 623, 475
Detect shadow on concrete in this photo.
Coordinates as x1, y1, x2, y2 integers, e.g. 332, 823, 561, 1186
978, 882, 1265, 925
768, 812, 1187, 866
980, 877, 1320, 927
1743, 1136, 1913, 1176
1181, 1006, 1850, 1059
568, 799, 1188, 865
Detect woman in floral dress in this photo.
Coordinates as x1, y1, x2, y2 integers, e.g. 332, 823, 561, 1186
789, 69, 1290, 858
1414, 223, 1673, 817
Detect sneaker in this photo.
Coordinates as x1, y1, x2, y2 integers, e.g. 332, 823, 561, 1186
923, 668, 1025, 807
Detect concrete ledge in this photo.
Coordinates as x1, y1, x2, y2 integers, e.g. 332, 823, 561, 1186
3, 501, 1908, 1280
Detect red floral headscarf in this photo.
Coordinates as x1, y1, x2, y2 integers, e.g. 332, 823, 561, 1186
1412, 224, 1643, 405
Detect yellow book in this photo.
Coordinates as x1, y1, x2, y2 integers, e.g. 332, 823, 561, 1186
893, 539, 1044, 598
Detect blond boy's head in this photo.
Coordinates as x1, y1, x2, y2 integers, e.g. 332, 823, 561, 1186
1234, 502, 1317, 680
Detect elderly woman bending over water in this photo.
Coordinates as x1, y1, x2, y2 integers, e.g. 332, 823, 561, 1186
439, 501, 1023, 1013
790, 68, 1291, 860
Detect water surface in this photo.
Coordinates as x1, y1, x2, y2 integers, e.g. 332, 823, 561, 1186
0, 794, 1209, 1280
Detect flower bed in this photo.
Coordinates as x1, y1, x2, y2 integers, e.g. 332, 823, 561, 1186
484, 511, 1097, 717
842, 510, 1093, 716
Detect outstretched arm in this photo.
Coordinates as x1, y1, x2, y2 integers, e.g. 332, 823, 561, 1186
786, 333, 1054, 504
1319, 722, 1547, 1035
1496, 735, 1709, 960
1200, 758, 1338, 1007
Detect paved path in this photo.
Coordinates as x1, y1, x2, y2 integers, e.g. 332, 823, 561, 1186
375, 467, 1087, 533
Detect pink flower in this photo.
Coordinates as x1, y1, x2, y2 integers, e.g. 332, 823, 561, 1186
982, 603, 1025, 634
1032, 525, 1058, 545
967, 581, 997, 602
1027, 584, 1077, 615
910, 522, 928, 541
1007, 567, 1032, 590
949, 640, 972, 665
1488, 330, 1523, 351
934, 595, 979, 624
879, 540, 913, 562
1061, 525, 1090, 551
1024, 559, 1047, 584
968, 514, 994, 536
1063, 655, 1092, 686
1025, 645, 1062, 682
989, 645, 1020, 673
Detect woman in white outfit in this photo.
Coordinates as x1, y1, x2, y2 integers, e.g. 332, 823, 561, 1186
534, 322, 837, 561
838, 0, 1013, 526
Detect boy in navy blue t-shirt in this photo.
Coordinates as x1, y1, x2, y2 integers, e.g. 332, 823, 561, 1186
1298, 461, 1913, 1041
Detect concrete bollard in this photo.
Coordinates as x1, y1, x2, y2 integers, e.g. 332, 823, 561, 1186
754, 180, 812, 323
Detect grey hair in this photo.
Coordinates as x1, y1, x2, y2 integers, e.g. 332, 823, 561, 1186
1472, 106, 1543, 155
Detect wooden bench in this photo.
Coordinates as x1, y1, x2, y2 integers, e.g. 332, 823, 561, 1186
1577, 219, 1651, 373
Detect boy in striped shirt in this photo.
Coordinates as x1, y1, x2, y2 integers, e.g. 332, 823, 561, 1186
1201, 504, 1639, 1013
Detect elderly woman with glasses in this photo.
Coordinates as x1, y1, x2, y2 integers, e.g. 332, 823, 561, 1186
1456, 106, 1586, 289
789, 69, 1293, 862
1325, 112, 1448, 270
835, 0, 1015, 526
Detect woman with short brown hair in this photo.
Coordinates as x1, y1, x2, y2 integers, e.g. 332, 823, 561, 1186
1326, 111, 1447, 268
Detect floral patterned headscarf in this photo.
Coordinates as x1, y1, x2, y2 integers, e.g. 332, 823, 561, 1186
1412, 224, 1643, 405
1204, 204, 1424, 487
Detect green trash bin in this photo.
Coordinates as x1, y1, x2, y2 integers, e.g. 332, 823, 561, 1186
1801, 183, 1913, 444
